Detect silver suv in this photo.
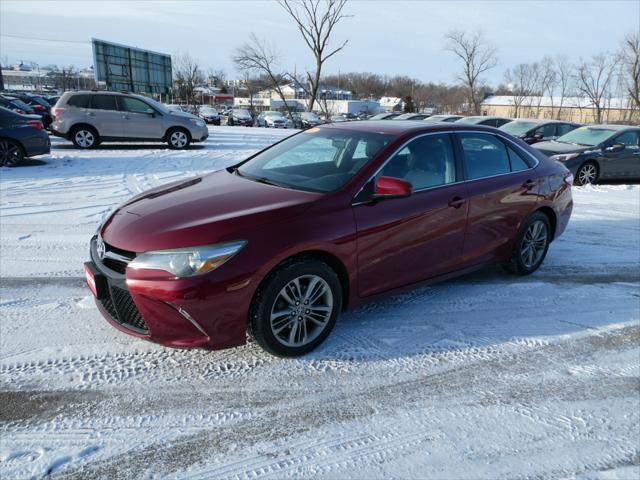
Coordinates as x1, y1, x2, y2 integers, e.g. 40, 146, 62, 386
51, 91, 209, 149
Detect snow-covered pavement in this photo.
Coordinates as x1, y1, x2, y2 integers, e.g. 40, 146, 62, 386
1, 127, 639, 479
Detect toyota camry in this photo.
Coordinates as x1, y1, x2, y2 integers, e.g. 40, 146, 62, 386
85, 121, 573, 357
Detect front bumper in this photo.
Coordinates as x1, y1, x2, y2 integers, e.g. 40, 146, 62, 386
86, 236, 253, 350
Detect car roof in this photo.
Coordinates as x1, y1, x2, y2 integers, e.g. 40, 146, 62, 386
319, 120, 506, 135
509, 118, 579, 125
582, 124, 638, 131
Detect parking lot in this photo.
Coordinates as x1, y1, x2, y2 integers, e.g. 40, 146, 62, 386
1, 126, 639, 479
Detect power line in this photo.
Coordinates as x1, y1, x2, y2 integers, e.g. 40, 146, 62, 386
1, 33, 90, 45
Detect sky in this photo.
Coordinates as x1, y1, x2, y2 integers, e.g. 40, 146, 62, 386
1, 0, 639, 86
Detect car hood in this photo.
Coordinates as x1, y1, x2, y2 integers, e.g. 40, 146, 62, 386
533, 141, 593, 156
101, 169, 321, 252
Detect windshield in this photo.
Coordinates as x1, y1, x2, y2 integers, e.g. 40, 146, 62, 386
370, 113, 392, 120
200, 107, 217, 113
456, 117, 483, 124
500, 121, 539, 136
265, 111, 284, 117
301, 112, 320, 120
556, 127, 615, 146
234, 109, 251, 117
7, 98, 32, 111
237, 128, 394, 193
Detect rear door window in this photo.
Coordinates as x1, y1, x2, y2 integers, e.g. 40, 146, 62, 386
556, 123, 576, 136
67, 94, 91, 108
90, 95, 118, 111
458, 133, 511, 180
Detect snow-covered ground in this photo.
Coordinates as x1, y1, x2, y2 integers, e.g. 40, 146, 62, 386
1, 127, 639, 479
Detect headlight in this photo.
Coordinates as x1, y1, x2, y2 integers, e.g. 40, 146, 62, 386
190, 119, 205, 127
550, 153, 580, 162
129, 241, 247, 277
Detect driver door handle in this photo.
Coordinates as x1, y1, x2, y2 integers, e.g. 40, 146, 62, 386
448, 196, 466, 209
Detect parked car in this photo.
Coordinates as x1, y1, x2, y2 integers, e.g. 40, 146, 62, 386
50, 91, 208, 149
291, 111, 323, 129
392, 113, 431, 121
533, 125, 640, 185
329, 115, 348, 123
369, 112, 401, 120
5, 94, 52, 128
0, 107, 50, 166
257, 111, 288, 128
85, 120, 573, 357
500, 119, 581, 144
423, 114, 463, 123
0, 95, 37, 115
227, 109, 253, 126
456, 116, 512, 127
199, 106, 220, 125
340, 112, 359, 121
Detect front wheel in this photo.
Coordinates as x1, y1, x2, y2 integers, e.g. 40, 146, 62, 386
575, 162, 598, 186
0, 139, 24, 167
505, 212, 551, 275
249, 259, 342, 357
167, 128, 191, 149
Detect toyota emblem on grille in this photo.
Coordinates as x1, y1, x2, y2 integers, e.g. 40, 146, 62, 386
96, 237, 106, 260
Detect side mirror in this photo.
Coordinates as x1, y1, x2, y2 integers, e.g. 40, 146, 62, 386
374, 176, 412, 199
606, 143, 624, 153
533, 133, 544, 140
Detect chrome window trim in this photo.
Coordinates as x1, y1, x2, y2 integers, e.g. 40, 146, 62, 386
352, 129, 539, 205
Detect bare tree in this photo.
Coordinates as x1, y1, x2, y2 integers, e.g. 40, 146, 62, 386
233, 34, 295, 119
279, 0, 350, 112
504, 63, 539, 117
621, 32, 640, 115
575, 54, 617, 124
554, 56, 574, 120
445, 30, 497, 115
173, 51, 204, 109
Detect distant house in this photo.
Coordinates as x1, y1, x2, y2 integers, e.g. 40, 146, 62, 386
481, 95, 638, 124
379, 96, 402, 112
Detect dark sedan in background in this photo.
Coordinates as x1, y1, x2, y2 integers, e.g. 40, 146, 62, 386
0, 107, 50, 166
500, 119, 581, 144
455, 116, 512, 127
424, 114, 463, 123
533, 125, 640, 185
199, 106, 220, 125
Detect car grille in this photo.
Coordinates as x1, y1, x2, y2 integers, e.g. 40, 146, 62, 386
99, 284, 148, 334
102, 242, 135, 274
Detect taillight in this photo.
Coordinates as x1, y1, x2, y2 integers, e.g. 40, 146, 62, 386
51, 107, 65, 118
27, 120, 44, 130
564, 172, 574, 186
15, 109, 25, 114
33, 104, 46, 112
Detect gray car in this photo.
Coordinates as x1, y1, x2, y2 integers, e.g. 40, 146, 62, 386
50, 91, 209, 149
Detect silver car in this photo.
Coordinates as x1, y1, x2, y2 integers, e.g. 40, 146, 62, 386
257, 111, 288, 128
51, 92, 209, 149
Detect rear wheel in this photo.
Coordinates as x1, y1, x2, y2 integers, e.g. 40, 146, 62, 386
167, 128, 191, 149
505, 212, 551, 275
575, 161, 598, 186
0, 139, 24, 167
71, 126, 99, 149
249, 259, 342, 357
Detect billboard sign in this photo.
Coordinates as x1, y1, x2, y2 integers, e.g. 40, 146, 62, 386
91, 38, 172, 95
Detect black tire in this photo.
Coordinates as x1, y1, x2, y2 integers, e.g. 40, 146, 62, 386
166, 127, 191, 149
71, 125, 99, 149
505, 211, 551, 275
0, 139, 25, 167
574, 161, 599, 186
248, 258, 342, 357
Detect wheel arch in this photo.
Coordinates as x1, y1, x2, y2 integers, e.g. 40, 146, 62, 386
69, 123, 100, 140
0, 136, 26, 159
254, 249, 351, 312
163, 126, 192, 142
533, 206, 558, 241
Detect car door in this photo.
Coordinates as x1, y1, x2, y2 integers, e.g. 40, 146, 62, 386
456, 132, 540, 266
117, 96, 164, 139
88, 95, 122, 138
602, 130, 640, 179
353, 133, 469, 297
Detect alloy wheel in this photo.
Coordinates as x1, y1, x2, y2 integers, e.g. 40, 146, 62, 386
75, 130, 95, 148
578, 164, 597, 185
269, 275, 334, 348
170, 131, 188, 148
0, 140, 23, 166
520, 220, 548, 269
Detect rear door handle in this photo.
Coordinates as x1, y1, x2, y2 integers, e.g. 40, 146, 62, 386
448, 196, 466, 209
522, 179, 536, 190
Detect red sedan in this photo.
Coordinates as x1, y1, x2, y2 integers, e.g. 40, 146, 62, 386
85, 121, 573, 357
